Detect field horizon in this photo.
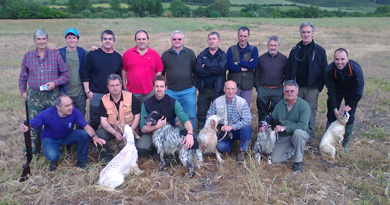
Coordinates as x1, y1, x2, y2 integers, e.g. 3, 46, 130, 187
0, 17, 389, 204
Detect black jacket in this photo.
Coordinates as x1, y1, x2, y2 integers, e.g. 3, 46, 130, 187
286, 40, 328, 92
194, 47, 227, 96
325, 60, 364, 110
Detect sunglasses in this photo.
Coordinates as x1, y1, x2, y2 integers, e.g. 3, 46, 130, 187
172, 38, 183, 41
284, 90, 296, 94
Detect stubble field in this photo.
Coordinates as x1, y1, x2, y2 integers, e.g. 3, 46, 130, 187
0, 17, 390, 204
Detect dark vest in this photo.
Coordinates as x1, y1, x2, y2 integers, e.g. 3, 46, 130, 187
144, 95, 177, 126
227, 45, 254, 90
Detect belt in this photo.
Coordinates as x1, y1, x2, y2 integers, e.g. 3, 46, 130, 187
262, 84, 283, 89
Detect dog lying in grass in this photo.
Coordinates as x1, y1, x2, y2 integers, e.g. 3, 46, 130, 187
98, 123, 142, 191
252, 114, 277, 165
320, 111, 350, 160
144, 111, 203, 178
197, 115, 224, 164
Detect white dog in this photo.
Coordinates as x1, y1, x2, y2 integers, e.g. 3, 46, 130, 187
252, 114, 277, 165
198, 115, 224, 164
320, 111, 350, 160
98, 123, 142, 191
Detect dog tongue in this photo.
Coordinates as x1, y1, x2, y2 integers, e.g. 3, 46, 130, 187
259, 126, 265, 133
146, 122, 152, 127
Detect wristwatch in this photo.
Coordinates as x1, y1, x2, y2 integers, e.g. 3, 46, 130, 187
281, 127, 285, 132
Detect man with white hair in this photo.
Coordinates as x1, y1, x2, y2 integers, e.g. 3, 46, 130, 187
286, 22, 328, 144
19, 29, 69, 155
254, 35, 287, 122
161, 30, 197, 129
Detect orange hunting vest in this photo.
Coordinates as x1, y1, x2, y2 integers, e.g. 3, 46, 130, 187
101, 91, 134, 131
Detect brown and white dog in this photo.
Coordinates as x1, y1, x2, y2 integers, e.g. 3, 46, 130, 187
320, 111, 350, 160
197, 115, 224, 164
98, 123, 142, 191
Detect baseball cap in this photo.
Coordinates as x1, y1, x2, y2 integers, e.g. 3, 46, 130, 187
65, 28, 79, 38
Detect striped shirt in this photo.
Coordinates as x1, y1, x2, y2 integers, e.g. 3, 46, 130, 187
207, 95, 252, 130
19, 49, 69, 94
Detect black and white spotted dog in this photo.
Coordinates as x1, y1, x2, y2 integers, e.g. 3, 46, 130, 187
144, 111, 203, 178
252, 114, 278, 164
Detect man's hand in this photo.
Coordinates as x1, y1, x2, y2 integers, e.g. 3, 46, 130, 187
19, 124, 29, 132
221, 125, 233, 132
114, 131, 123, 141
341, 105, 352, 112
86, 91, 94, 100
333, 108, 339, 118
202, 64, 205, 69
92, 136, 106, 147
22, 92, 27, 100
91, 46, 98, 51
274, 125, 285, 133
241, 67, 248, 71
156, 116, 167, 129
46, 82, 55, 91
182, 134, 194, 150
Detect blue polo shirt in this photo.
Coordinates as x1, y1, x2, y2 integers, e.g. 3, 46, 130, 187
30, 107, 87, 140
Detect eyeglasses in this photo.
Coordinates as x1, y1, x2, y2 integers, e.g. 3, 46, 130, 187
172, 38, 182, 41
284, 90, 296, 94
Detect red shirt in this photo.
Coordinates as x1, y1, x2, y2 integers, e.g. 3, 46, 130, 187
122, 46, 163, 94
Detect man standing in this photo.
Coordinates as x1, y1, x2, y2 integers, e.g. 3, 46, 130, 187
286, 22, 327, 143
138, 75, 194, 155
19, 29, 69, 154
122, 30, 163, 105
81, 30, 123, 130
96, 74, 141, 161
326, 48, 364, 153
271, 80, 310, 173
58, 28, 87, 119
227, 27, 259, 106
206, 80, 252, 164
161, 30, 197, 129
254, 36, 287, 122
194, 31, 227, 130
19, 93, 105, 171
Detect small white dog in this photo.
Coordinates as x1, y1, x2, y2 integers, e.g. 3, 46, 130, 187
320, 111, 350, 160
198, 115, 224, 164
98, 123, 142, 191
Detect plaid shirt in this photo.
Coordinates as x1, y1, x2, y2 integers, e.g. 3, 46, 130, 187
19, 49, 69, 94
207, 95, 252, 130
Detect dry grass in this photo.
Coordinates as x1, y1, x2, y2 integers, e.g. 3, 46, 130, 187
1, 18, 390, 204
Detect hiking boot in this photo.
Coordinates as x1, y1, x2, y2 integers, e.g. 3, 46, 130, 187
236, 151, 245, 164
75, 161, 90, 169
293, 162, 303, 173
49, 161, 58, 172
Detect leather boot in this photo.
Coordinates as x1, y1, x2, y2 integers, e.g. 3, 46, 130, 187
342, 124, 354, 153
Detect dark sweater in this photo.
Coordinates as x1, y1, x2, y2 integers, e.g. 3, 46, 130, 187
254, 52, 287, 89
161, 47, 196, 91
81, 48, 123, 93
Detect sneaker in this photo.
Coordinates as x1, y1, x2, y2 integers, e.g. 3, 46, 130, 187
236, 151, 245, 164
75, 161, 90, 169
293, 162, 303, 173
49, 161, 58, 172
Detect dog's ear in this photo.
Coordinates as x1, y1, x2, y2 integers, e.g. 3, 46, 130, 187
210, 119, 217, 129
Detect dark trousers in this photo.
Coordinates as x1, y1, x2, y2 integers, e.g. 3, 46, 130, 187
327, 92, 359, 125
197, 88, 221, 129
256, 86, 283, 121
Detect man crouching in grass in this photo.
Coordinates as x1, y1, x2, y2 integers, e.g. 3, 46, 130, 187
19, 93, 106, 171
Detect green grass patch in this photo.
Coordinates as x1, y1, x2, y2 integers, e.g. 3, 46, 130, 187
363, 126, 388, 140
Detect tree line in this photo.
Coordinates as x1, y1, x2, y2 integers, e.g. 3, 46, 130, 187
1, 0, 390, 19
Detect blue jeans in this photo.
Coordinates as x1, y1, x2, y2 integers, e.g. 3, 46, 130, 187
89, 92, 105, 130
42, 129, 90, 163
216, 125, 252, 153
165, 86, 197, 129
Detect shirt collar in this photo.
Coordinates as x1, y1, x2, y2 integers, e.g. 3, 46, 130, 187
171, 46, 184, 55
109, 91, 124, 102
100, 46, 114, 54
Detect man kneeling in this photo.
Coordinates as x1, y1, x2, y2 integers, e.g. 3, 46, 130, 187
271, 80, 310, 173
20, 93, 105, 171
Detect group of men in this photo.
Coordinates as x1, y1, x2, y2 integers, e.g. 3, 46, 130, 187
19, 22, 364, 173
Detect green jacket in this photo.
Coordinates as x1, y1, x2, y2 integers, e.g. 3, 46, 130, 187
272, 97, 310, 137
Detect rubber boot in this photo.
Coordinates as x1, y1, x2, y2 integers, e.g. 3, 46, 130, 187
342, 124, 354, 153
